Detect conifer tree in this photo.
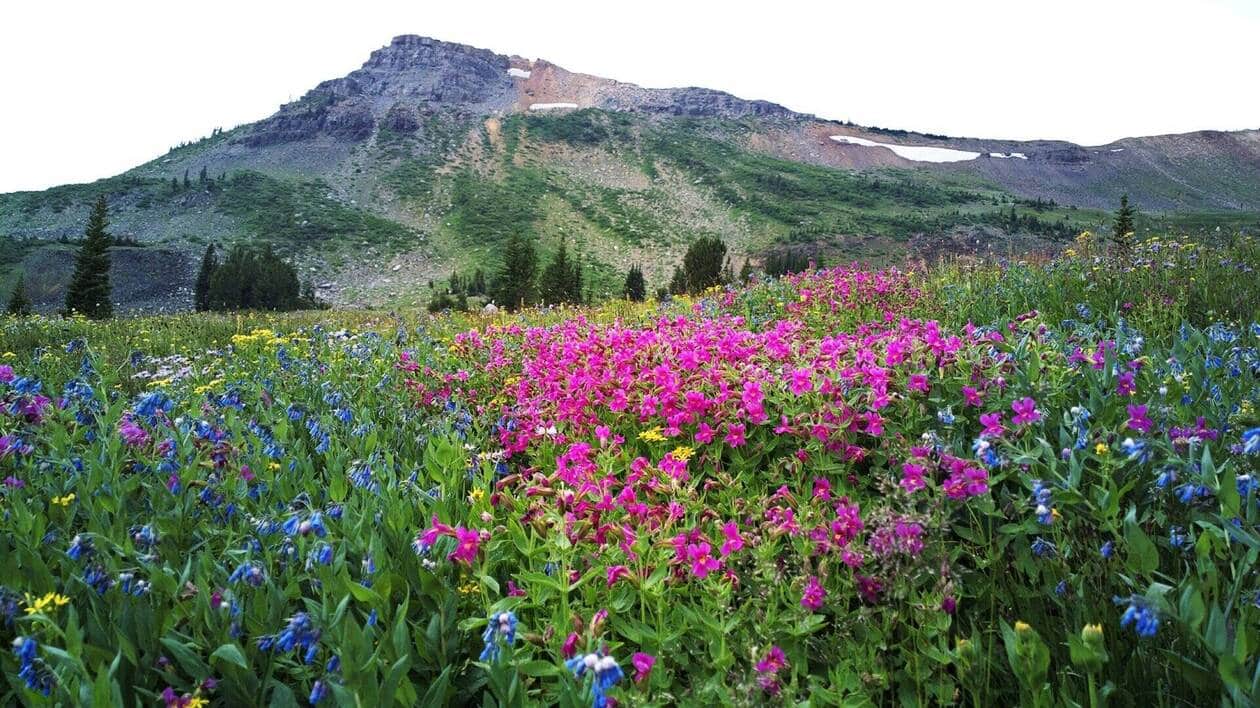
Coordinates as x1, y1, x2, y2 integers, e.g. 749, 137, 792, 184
63, 195, 114, 319
681, 236, 727, 294
540, 239, 574, 305
1112, 194, 1137, 254
668, 266, 688, 296
623, 264, 646, 302
194, 243, 218, 312
6, 275, 32, 317
492, 232, 538, 311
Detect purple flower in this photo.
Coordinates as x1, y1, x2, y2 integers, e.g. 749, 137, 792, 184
631, 652, 655, 683
1126, 404, 1153, 434
1011, 398, 1042, 426
801, 575, 825, 611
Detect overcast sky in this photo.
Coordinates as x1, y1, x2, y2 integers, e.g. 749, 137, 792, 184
2, 0, 1257, 192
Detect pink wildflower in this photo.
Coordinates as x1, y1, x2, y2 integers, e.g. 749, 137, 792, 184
1126, 403, 1153, 434
1011, 397, 1042, 426
801, 575, 825, 611
631, 652, 656, 683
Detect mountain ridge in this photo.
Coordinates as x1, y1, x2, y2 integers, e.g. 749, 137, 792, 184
3, 34, 1259, 313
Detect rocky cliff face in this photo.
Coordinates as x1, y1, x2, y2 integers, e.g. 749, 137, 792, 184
238, 35, 801, 148
240, 36, 518, 147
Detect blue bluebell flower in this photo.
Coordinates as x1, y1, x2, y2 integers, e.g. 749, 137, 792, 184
67, 534, 93, 561
1031, 537, 1056, 558
1117, 596, 1159, 637
1243, 427, 1260, 455
1030, 480, 1055, 525
228, 561, 266, 587
1100, 540, 1114, 559
1120, 438, 1149, 463
1169, 526, 1188, 549
479, 611, 518, 662
566, 651, 625, 708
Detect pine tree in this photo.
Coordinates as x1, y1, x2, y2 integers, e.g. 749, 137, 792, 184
194, 243, 218, 312
492, 232, 538, 311
539, 239, 575, 305
198, 166, 208, 184
681, 236, 727, 294
1112, 194, 1137, 254
623, 264, 646, 302
6, 275, 32, 317
669, 266, 688, 296
205, 245, 302, 311
738, 260, 753, 283
63, 195, 114, 319
567, 252, 584, 305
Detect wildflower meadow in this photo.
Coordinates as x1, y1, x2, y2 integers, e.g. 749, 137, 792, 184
2, 235, 1259, 706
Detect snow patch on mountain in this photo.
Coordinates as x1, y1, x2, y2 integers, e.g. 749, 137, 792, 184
829, 135, 981, 163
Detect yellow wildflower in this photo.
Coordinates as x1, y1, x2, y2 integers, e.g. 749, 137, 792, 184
1014, 620, 1032, 633
638, 427, 665, 443
671, 445, 695, 462
51, 493, 76, 507
24, 592, 71, 615
1095, 442, 1109, 456
469, 488, 486, 503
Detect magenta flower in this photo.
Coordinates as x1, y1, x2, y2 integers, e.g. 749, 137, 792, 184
606, 565, 631, 588
907, 373, 930, 393
755, 645, 788, 694
631, 652, 656, 683
119, 417, 150, 447
980, 411, 1004, 438
719, 521, 744, 556
686, 541, 720, 578
448, 526, 481, 565
562, 632, 579, 659
724, 423, 746, 448
1126, 403, 1153, 434
0, 364, 13, 383
812, 477, 832, 500
1116, 370, 1136, 396
900, 462, 927, 493
801, 575, 825, 611
1011, 397, 1042, 426
694, 422, 715, 444
962, 386, 983, 407
787, 368, 813, 396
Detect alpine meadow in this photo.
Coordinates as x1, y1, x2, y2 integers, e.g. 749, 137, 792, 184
2, 12, 1260, 708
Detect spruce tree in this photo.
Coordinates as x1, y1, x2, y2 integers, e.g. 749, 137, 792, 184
63, 195, 114, 319
681, 236, 727, 294
668, 266, 688, 296
623, 265, 646, 302
194, 243, 218, 311
6, 275, 32, 317
567, 251, 584, 305
492, 232, 538, 311
1112, 194, 1137, 254
540, 239, 574, 305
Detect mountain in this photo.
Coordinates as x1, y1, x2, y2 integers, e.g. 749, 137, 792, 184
4, 34, 1259, 313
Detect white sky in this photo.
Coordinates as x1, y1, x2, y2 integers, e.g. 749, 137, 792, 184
2, 0, 1258, 193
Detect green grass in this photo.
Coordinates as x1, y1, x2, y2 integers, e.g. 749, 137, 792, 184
216, 171, 412, 250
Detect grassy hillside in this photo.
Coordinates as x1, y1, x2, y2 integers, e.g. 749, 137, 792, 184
4, 110, 1260, 311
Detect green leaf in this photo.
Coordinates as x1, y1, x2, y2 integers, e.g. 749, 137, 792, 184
1124, 506, 1158, 575
210, 643, 250, 670
159, 636, 210, 679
